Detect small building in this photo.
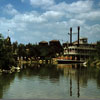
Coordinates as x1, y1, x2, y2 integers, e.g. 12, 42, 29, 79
39, 41, 48, 46
73, 37, 88, 45
49, 40, 61, 47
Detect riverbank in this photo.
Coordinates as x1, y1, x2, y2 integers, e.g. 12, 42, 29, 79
87, 59, 100, 68
1, 58, 100, 74
17, 58, 57, 64
0, 66, 20, 74
0, 58, 58, 74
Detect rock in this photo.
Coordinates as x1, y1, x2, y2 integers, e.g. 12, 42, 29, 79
0, 69, 2, 73
96, 62, 100, 67
83, 62, 87, 67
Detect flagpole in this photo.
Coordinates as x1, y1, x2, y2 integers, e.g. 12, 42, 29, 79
8, 29, 9, 37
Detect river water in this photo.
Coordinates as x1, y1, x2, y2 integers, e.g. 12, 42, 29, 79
0, 64, 100, 99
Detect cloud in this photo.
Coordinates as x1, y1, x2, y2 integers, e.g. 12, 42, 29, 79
30, 0, 55, 7
0, 0, 100, 44
3, 4, 19, 16
68, 19, 85, 26
13, 12, 46, 23
41, 11, 64, 21
48, 0, 93, 13
76, 10, 100, 21
80, 24, 100, 43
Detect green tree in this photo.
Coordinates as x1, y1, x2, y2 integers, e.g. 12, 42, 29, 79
17, 43, 26, 58
96, 41, 100, 59
0, 34, 15, 70
31, 45, 40, 60
12, 41, 18, 54
26, 43, 33, 58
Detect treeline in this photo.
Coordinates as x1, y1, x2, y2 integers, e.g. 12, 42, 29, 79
88, 41, 100, 67
13, 41, 63, 60
0, 33, 63, 70
96, 41, 100, 60
0, 34, 15, 70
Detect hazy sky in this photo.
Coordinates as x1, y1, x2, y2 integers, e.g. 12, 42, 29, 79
0, 0, 100, 44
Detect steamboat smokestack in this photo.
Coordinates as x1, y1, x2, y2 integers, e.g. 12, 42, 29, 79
70, 27, 72, 45
78, 26, 80, 47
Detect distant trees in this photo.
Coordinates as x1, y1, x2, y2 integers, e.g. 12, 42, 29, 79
39, 45, 51, 59
17, 43, 26, 58
0, 33, 64, 70
0, 34, 16, 70
96, 41, 100, 59
88, 41, 100, 66
12, 41, 18, 54
31, 45, 40, 60
13, 42, 63, 61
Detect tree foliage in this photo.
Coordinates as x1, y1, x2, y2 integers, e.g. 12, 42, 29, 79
96, 41, 100, 59
0, 33, 63, 70
0, 34, 16, 70
16, 43, 63, 60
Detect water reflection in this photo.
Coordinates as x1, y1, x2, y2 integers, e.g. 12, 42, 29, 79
0, 64, 100, 99
0, 73, 15, 98
57, 64, 100, 98
17, 64, 63, 83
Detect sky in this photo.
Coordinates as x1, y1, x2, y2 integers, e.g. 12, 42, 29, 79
0, 0, 100, 44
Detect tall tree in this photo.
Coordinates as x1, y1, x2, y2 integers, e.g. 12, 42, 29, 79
0, 34, 15, 70
12, 41, 18, 54
96, 41, 100, 59
17, 43, 26, 58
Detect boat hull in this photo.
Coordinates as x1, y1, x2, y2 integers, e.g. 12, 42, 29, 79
57, 60, 84, 64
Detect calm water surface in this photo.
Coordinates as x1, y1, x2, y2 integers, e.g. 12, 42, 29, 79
0, 64, 100, 99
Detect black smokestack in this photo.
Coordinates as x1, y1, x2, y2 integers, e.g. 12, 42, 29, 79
78, 26, 80, 46
70, 27, 72, 45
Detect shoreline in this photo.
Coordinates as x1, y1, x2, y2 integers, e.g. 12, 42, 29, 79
1, 59, 100, 74
88, 59, 100, 67
0, 59, 57, 74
